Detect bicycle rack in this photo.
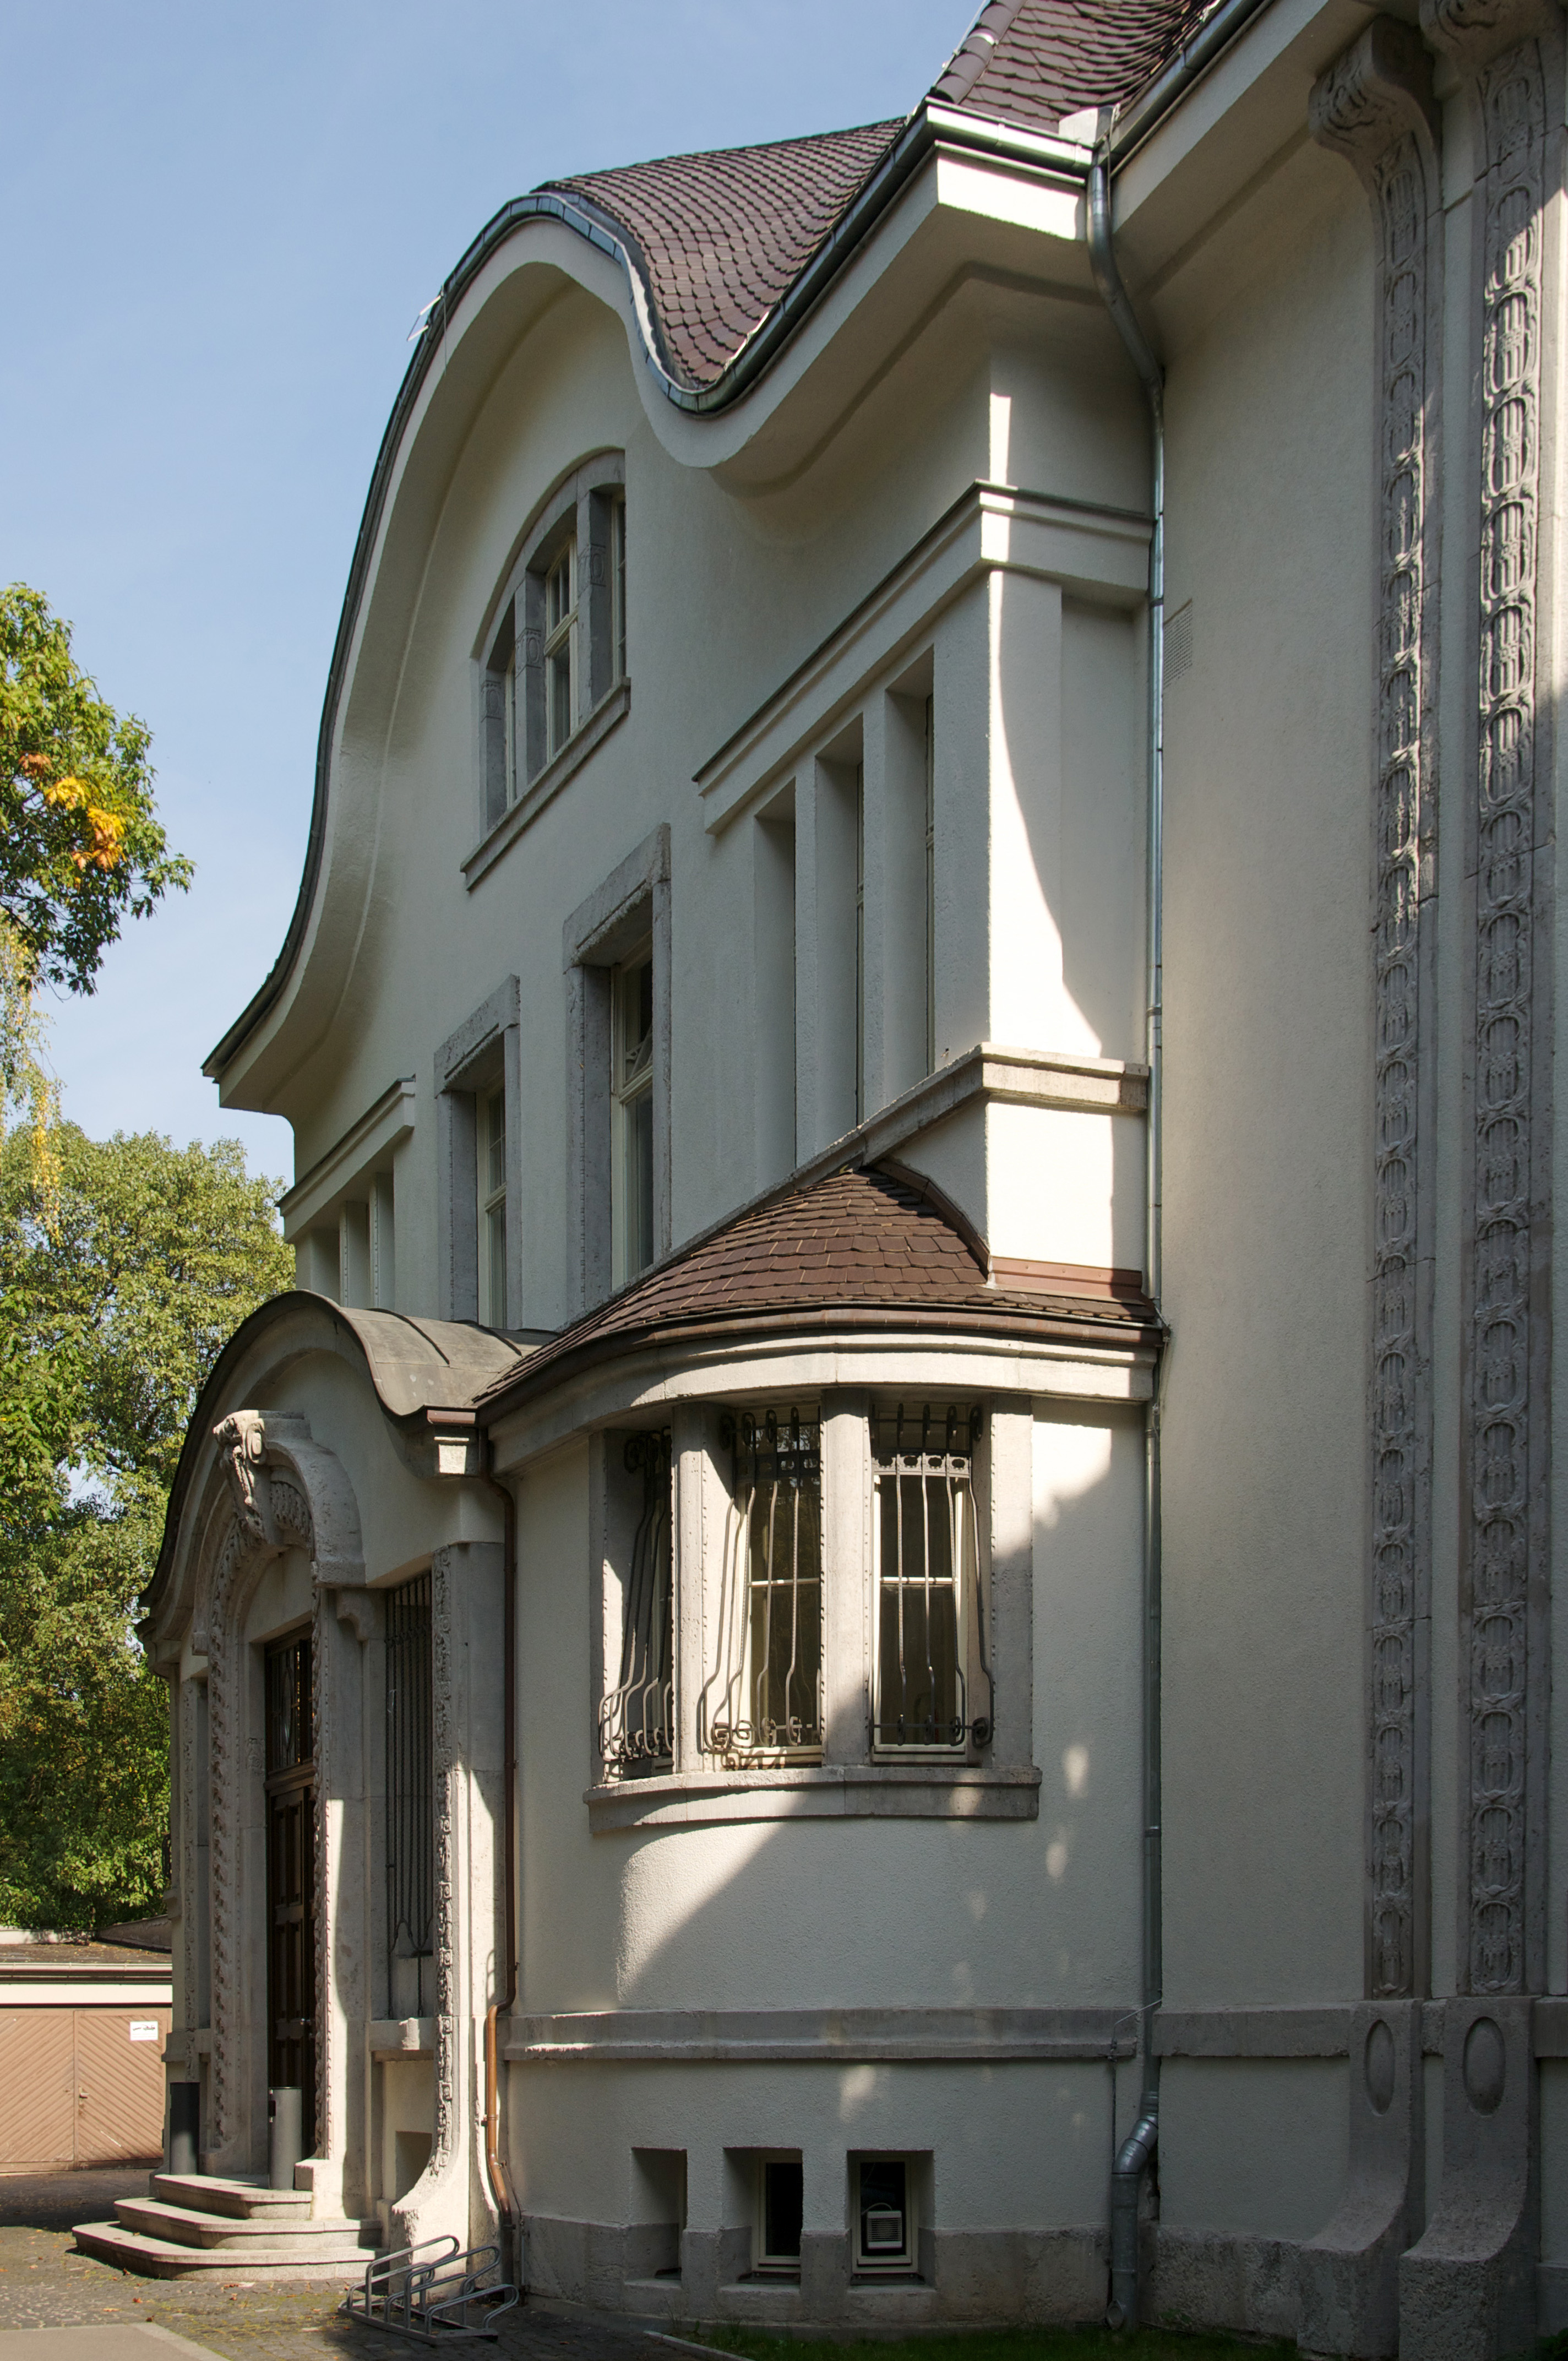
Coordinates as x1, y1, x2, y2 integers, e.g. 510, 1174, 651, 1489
341, 2235, 520, 2342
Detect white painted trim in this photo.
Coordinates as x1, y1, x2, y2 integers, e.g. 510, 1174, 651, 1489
0, 1983, 172, 2006
584, 1760, 1041, 1834
505, 2002, 1130, 2065
281, 1078, 416, 1241
696, 482, 1152, 834
488, 1332, 1155, 1473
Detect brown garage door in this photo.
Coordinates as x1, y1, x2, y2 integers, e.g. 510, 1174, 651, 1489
0, 2007, 171, 2168
0, 2008, 74, 2165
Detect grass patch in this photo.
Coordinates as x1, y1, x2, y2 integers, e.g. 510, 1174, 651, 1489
661, 2328, 1295, 2361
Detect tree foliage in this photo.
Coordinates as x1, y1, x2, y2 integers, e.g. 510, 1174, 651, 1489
1, 585, 191, 995
0, 1126, 292, 1933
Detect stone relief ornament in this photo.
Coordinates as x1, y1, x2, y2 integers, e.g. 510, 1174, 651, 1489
1311, 14, 1442, 2003
1422, 0, 1558, 1999
215, 1410, 270, 1541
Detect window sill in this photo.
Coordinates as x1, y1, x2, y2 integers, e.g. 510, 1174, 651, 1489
464, 678, 630, 889
585, 1760, 1039, 1834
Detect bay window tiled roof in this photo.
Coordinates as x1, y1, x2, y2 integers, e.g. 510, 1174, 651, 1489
933, 0, 1218, 134
478, 1163, 1159, 1419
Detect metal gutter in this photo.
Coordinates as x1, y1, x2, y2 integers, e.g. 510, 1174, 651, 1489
205, 0, 1277, 1084
1087, 133, 1165, 2337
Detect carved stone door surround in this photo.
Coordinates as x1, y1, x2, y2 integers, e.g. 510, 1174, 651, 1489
186, 1409, 371, 2217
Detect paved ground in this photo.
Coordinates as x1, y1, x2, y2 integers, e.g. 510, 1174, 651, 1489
0, 2173, 698, 2361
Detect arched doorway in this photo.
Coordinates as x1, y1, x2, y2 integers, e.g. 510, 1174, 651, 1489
264, 1628, 317, 2146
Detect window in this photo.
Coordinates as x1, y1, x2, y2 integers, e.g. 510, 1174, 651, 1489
854, 2158, 912, 2275
756, 2156, 803, 2275
612, 946, 655, 1287
924, 693, 935, 1075
545, 537, 576, 760
855, 761, 866, 1123
872, 1403, 991, 1754
475, 458, 627, 846
611, 493, 627, 685
384, 1574, 433, 2018
599, 1431, 673, 1778
703, 1410, 823, 1762
477, 1084, 508, 1329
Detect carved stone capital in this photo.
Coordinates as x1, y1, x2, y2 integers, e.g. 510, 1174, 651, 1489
1420, 0, 1561, 73
332, 1586, 378, 1644
1311, 15, 1441, 177
214, 1410, 269, 1540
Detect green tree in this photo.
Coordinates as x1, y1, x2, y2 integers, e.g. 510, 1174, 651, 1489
0, 585, 192, 1201
0, 1125, 292, 1933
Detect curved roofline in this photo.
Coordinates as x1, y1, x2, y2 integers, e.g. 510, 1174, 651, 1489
205, 0, 1275, 1082
143, 1290, 528, 1619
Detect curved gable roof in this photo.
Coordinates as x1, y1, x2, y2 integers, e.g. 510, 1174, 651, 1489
207, 0, 1251, 1082
546, 122, 903, 394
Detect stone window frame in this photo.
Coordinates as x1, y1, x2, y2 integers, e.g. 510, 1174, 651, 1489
563, 825, 672, 1319
468, 450, 629, 884
435, 977, 522, 1327
586, 1390, 1039, 1834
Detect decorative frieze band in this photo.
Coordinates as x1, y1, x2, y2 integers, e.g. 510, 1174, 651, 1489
1310, 15, 1442, 2003
1422, 0, 1558, 2000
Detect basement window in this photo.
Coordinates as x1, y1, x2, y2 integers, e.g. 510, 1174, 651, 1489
854, 2157, 911, 2275
756, 2155, 803, 2276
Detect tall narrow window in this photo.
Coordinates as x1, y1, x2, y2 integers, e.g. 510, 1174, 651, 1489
477, 1084, 507, 1328
854, 761, 865, 1123
612, 948, 655, 1286
600, 1431, 673, 1777
385, 1574, 433, 2017
924, 694, 935, 1074
545, 539, 576, 760
872, 1403, 990, 1754
703, 1408, 823, 1761
612, 496, 627, 683
502, 641, 517, 805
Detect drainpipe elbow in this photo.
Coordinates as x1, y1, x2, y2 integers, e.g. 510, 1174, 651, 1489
1107, 2109, 1158, 2332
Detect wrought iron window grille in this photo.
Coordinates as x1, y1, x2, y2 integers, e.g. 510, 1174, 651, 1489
600, 1430, 673, 1778
385, 1574, 434, 2016
872, 1403, 993, 1755
702, 1408, 824, 1764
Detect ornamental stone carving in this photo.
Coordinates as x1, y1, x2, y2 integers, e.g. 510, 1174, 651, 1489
1423, 0, 1558, 2003
1311, 12, 1442, 2005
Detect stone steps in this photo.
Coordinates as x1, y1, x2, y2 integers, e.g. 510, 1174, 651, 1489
74, 2170, 379, 2283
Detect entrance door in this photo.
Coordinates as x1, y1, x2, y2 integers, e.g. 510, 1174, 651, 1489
265, 1629, 317, 2146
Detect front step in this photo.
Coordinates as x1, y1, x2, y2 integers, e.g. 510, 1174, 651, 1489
150, 2172, 313, 2221
115, 2197, 369, 2256
72, 2219, 374, 2282
74, 2170, 379, 2283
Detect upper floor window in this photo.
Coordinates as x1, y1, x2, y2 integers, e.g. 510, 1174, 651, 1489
544, 538, 576, 761
477, 1084, 508, 1330
612, 946, 655, 1287
478, 455, 627, 840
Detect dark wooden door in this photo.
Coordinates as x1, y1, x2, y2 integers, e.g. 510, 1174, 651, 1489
265, 1630, 317, 2145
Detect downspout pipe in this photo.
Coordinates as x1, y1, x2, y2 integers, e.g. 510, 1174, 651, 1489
1087, 130, 1164, 2336
482, 1466, 520, 2287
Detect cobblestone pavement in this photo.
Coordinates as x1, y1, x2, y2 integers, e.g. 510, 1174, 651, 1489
0, 2174, 709, 2361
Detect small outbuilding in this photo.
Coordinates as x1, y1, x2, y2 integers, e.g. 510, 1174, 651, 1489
0, 1932, 172, 2172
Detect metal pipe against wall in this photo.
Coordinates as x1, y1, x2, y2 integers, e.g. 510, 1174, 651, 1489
482, 1467, 520, 2286
1087, 133, 1165, 2336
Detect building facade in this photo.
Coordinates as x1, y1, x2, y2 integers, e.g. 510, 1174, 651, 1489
110, 0, 1568, 2348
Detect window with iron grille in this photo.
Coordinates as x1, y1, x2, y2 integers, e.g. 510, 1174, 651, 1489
385, 1573, 434, 2016
600, 1431, 673, 1778
701, 1408, 823, 1762
872, 1403, 992, 1755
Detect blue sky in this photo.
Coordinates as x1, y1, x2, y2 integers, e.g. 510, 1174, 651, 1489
2, 0, 973, 1190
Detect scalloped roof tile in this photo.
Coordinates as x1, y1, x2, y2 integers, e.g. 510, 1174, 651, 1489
537, 4, 1221, 395
932, 0, 1218, 134
545, 122, 903, 392
478, 1163, 1157, 1418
